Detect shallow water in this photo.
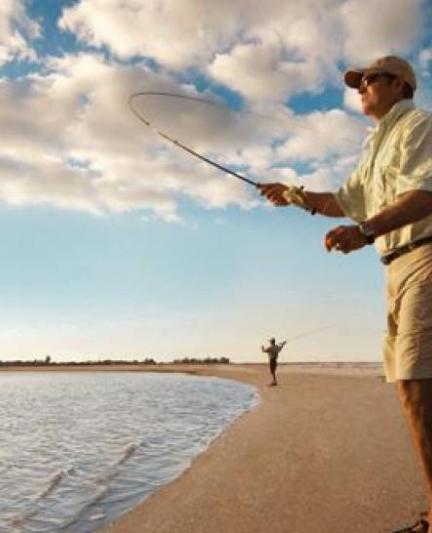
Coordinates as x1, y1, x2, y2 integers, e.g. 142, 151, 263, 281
0, 371, 259, 532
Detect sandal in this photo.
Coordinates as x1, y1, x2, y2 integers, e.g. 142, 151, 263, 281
392, 518, 429, 532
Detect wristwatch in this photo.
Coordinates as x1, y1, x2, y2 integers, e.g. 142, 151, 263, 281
359, 221, 375, 244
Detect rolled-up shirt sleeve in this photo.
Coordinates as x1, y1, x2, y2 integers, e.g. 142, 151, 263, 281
334, 168, 367, 223
397, 117, 432, 195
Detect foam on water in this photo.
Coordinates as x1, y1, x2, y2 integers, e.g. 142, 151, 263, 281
0, 371, 259, 532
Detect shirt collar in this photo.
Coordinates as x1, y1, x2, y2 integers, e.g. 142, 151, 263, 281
377, 99, 414, 130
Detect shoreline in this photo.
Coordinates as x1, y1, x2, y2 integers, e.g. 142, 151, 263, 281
3, 364, 427, 532
96, 364, 425, 533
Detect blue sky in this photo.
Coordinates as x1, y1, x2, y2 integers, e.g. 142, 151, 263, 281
0, 0, 431, 362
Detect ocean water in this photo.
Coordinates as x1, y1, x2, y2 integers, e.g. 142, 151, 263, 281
0, 371, 259, 532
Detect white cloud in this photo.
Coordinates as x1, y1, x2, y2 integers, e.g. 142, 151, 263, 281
276, 109, 366, 163
208, 42, 324, 102
0, 53, 263, 219
301, 153, 361, 191
340, 0, 423, 64
1, 1, 427, 218
59, 0, 424, 102
0, 0, 40, 66
343, 86, 363, 114
60, 0, 247, 69
0, 50, 368, 217
60, 1, 344, 99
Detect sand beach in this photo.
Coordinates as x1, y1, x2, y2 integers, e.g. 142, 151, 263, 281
91, 363, 427, 533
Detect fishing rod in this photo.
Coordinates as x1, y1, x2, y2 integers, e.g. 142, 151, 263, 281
128, 92, 259, 188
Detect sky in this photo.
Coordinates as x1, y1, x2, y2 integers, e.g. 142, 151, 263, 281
1, 0, 431, 363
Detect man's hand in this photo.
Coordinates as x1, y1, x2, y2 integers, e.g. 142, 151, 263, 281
324, 225, 368, 253
258, 182, 314, 212
258, 183, 291, 206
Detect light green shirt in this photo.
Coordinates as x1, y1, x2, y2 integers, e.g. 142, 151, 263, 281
335, 99, 432, 256
263, 343, 284, 360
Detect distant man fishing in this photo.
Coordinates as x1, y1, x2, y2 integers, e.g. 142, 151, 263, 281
261, 338, 286, 386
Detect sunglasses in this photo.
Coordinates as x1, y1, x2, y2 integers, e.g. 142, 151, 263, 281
360, 72, 396, 88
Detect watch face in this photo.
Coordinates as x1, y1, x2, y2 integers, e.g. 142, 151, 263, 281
360, 222, 374, 243
360, 222, 371, 235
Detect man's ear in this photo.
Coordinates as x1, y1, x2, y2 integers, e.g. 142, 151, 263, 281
392, 77, 405, 96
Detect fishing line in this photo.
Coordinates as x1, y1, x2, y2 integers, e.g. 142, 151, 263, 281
283, 324, 336, 345
128, 92, 259, 188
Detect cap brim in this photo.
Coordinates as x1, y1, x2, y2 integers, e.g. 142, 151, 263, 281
344, 69, 364, 89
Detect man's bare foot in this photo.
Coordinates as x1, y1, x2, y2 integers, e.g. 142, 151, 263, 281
411, 519, 429, 532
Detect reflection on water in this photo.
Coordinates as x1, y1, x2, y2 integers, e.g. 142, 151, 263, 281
0, 371, 259, 532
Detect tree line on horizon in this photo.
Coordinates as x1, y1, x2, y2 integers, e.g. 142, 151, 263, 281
0, 356, 231, 366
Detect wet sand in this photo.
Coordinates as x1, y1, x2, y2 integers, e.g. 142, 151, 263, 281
90, 363, 427, 533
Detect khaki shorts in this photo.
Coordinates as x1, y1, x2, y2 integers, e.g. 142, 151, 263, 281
269, 357, 277, 373
383, 243, 432, 382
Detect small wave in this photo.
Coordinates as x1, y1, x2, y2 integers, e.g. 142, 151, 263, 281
9, 466, 76, 529
58, 443, 143, 531
111, 443, 138, 468
10, 505, 39, 529
93, 442, 140, 489
1, 373, 257, 533
56, 486, 110, 531
38, 466, 75, 499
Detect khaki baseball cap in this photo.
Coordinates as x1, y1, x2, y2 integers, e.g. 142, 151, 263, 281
344, 55, 417, 91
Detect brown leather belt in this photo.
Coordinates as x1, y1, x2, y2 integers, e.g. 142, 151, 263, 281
380, 235, 432, 265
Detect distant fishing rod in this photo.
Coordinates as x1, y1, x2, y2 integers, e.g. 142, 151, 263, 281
283, 325, 336, 345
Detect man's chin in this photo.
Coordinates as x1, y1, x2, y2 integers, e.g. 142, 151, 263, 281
362, 103, 373, 116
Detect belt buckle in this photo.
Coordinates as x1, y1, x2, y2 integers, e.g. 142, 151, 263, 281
394, 243, 413, 260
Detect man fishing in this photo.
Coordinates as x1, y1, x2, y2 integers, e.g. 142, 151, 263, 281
259, 56, 432, 533
261, 337, 286, 386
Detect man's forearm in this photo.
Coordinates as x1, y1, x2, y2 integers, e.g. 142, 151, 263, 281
303, 192, 345, 217
366, 190, 432, 238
